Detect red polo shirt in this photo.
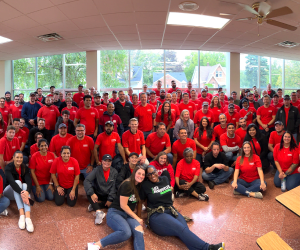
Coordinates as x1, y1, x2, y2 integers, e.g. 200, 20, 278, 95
95, 132, 120, 161
194, 128, 215, 154
61, 106, 78, 121
10, 105, 23, 119
49, 133, 73, 157
4, 100, 15, 108
213, 125, 227, 140
209, 107, 224, 124
225, 112, 240, 125
175, 159, 200, 182
145, 132, 171, 157
14, 129, 27, 147
257, 106, 276, 129
198, 97, 211, 106
75, 107, 99, 135
155, 111, 176, 128
99, 113, 122, 134
0, 137, 20, 161
134, 104, 155, 132
73, 92, 85, 106
220, 133, 242, 153
190, 99, 201, 111
0, 106, 11, 124
273, 144, 299, 174
122, 130, 145, 155
271, 103, 282, 112
37, 105, 60, 130
236, 154, 261, 182
235, 128, 247, 142
172, 138, 196, 161
269, 131, 284, 146
178, 102, 196, 119
194, 109, 214, 126
148, 99, 159, 109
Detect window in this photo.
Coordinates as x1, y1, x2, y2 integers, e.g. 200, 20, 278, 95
216, 71, 222, 77
285, 59, 300, 89
259, 56, 270, 89
65, 52, 86, 89
13, 58, 36, 90
271, 58, 283, 89
240, 54, 258, 89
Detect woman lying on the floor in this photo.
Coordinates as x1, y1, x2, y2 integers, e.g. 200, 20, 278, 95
88, 165, 146, 250
139, 164, 225, 250
231, 141, 267, 198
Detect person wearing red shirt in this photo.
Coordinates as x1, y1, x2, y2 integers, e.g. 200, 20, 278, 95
213, 114, 227, 141
10, 95, 23, 120
225, 104, 240, 129
101, 92, 111, 107
4, 91, 15, 108
247, 92, 259, 110
268, 121, 285, 170
219, 92, 228, 108
194, 102, 214, 128
30, 132, 43, 156
50, 146, 80, 207
155, 101, 175, 139
184, 81, 193, 98
139, 84, 149, 100
0, 113, 7, 140
121, 118, 147, 164
220, 123, 242, 165
37, 96, 60, 138
178, 93, 196, 120
0, 174, 10, 216
79, 89, 95, 108
157, 89, 166, 104
198, 88, 211, 105
209, 96, 223, 127
72, 84, 85, 106
223, 97, 240, 113
132, 93, 140, 109
271, 94, 283, 112
93, 93, 107, 118
194, 117, 215, 168
12, 118, 27, 152
257, 95, 276, 136
167, 80, 180, 94
172, 127, 196, 169
99, 103, 123, 136
236, 118, 247, 142
61, 97, 78, 121
94, 121, 127, 170
49, 124, 73, 158
273, 131, 300, 191
153, 80, 162, 96
134, 92, 156, 139
109, 90, 119, 103
290, 92, 300, 107
232, 141, 266, 198
148, 90, 159, 110
0, 97, 12, 125
75, 95, 99, 138
175, 148, 208, 201
145, 123, 172, 163
66, 124, 95, 178
215, 87, 228, 101
29, 139, 55, 202
170, 91, 179, 106
239, 99, 257, 126
190, 89, 201, 111
158, 93, 180, 120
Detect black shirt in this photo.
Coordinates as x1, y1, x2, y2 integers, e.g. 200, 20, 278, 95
203, 151, 228, 174
140, 176, 172, 209
110, 180, 137, 212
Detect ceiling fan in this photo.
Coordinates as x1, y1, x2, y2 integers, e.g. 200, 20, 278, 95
236, 1, 297, 31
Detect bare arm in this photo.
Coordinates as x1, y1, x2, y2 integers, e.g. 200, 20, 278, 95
117, 143, 127, 164
74, 118, 79, 127
120, 196, 142, 223
172, 154, 177, 170
164, 146, 171, 154
94, 144, 100, 165
285, 163, 298, 176
268, 143, 274, 152
124, 147, 130, 156
146, 147, 155, 159
141, 145, 146, 157
20, 142, 25, 152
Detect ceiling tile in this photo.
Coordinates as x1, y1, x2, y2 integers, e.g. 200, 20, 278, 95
186, 34, 212, 42
45, 20, 79, 32
50, 0, 79, 4
191, 27, 219, 36
6, 0, 54, 14
122, 45, 141, 50
84, 27, 112, 36
207, 36, 233, 44
140, 39, 162, 45
103, 12, 135, 27
114, 33, 139, 40
76, 42, 100, 49
137, 24, 165, 33
72, 15, 106, 29
139, 33, 163, 40
58, 30, 89, 39
132, 0, 170, 12
119, 40, 140, 46
57, 0, 99, 19
135, 12, 167, 25
228, 39, 252, 46
200, 42, 224, 48
165, 25, 193, 34
0, 24, 16, 35
94, 0, 133, 14
162, 40, 183, 46
22, 26, 52, 36
2, 32, 31, 40
110, 25, 137, 34
68, 37, 95, 44
98, 41, 120, 47
0, 2, 23, 22
100, 45, 122, 50
163, 33, 189, 41
28, 7, 68, 25
91, 34, 117, 42
3, 16, 40, 30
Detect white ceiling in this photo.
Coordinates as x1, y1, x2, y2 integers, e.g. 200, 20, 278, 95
1, 0, 300, 60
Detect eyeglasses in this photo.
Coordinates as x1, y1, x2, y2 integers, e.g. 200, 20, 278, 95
147, 171, 157, 177
76, 130, 85, 132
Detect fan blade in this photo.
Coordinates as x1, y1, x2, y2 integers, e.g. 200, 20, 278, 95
267, 6, 293, 19
236, 17, 253, 21
237, 3, 259, 15
266, 19, 297, 31
258, 2, 271, 16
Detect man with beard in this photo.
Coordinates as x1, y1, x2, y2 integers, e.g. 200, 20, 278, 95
73, 84, 85, 106
93, 93, 107, 118
168, 80, 179, 94
247, 92, 260, 110
198, 88, 211, 106
37, 96, 60, 138
157, 89, 166, 104
0, 97, 12, 125
213, 114, 228, 141
10, 95, 23, 119
148, 90, 160, 110
231, 91, 240, 106
99, 103, 123, 136
28, 118, 50, 147
21, 92, 41, 129
178, 93, 196, 120
225, 104, 240, 129
109, 90, 119, 103
94, 121, 127, 171
239, 99, 256, 126
190, 89, 201, 111
235, 118, 247, 141
271, 94, 283, 112
153, 80, 162, 97
19, 93, 25, 105
36, 88, 44, 102
4, 92, 14, 108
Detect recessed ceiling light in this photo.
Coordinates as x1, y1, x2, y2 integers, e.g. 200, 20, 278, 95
167, 12, 230, 29
0, 36, 12, 44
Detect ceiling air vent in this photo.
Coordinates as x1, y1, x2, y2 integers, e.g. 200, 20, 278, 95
277, 41, 299, 48
179, 1, 199, 11
37, 33, 63, 42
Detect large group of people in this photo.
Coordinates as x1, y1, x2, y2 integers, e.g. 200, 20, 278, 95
1, 81, 300, 250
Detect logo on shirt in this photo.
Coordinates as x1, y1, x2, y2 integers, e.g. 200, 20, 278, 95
192, 168, 196, 171
129, 194, 137, 203
232, 142, 236, 144
12, 146, 16, 149
137, 139, 140, 141
147, 109, 151, 112
113, 120, 116, 123
151, 185, 172, 195
188, 106, 192, 108
68, 167, 74, 170
111, 139, 116, 142
232, 118, 236, 120
48, 159, 53, 163
268, 110, 272, 112
4, 110, 8, 113
249, 163, 254, 165
18, 136, 22, 139
50, 109, 54, 112
91, 112, 95, 115
288, 154, 292, 156
161, 141, 166, 144
83, 144, 88, 147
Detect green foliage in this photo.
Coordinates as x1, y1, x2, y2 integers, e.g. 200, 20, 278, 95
285, 60, 300, 89
65, 52, 86, 88
259, 57, 269, 88
200, 52, 226, 67
13, 58, 36, 89
184, 52, 198, 81
271, 59, 282, 88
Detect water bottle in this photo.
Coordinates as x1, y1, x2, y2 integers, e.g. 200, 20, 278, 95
281, 178, 286, 192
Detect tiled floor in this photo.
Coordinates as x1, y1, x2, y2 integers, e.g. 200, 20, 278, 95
1, 170, 299, 250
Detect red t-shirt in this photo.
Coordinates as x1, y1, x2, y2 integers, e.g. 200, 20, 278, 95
209, 106, 224, 123
0, 122, 7, 140
122, 130, 145, 155
109, 98, 119, 103
103, 168, 110, 182
5, 100, 15, 108
79, 100, 95, 109
175, 159, 200, 182
172, 138, 196, 161
239, 107, 256, 125
220, 100, 228, 108
158, 103, 180, 120
291, 100, 300, 107
132, 103, 140, 109
250, 138, 261, 155
271, 103, 282, 113
225, 112, 240, 125
236, 154, 261, 182
273, 144, 299, 175
223, 104, 240, 113
50, 157, 80, 189
16, 167, 22, 182
10, 105, 23, 119
213, 124, 227, 140
148, 100, 158, 109
257, 106, 276, 129
156, 111, 176, 128
30, 143, 39, 156
49, 133, 73, 157
94, 104, 108, 118
194, 110, 214, 125
145, 132, 171, 157
61, 106, 78, 121
167, 87, 180, 94
235, 128, 247, 142
29, 152, 55, 186
0, 106, 11, 124
20, 127, 29, 142
66, 136, 94, 170
95, 132, 120, 161
134, 104, 155, 132
0, 137, 20, 161
178, 102, 196, 119
73, 92, 85, 106
99, 113, 122, 133
284, 107, 289, 126
193, 128, 215, 154
190, 99, 201, 111
14, 129, 27, 147
269, 131, 284, 146
198, 97, 211, 106
152, 88, 161, 96
220, 133, 242, 153
75, 107, 99, 135
37, 105, 60, 130
156, 98, 166, 104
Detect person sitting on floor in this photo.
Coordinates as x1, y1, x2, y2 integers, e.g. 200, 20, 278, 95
231, 141, 267, 198
0, 175, 10, 216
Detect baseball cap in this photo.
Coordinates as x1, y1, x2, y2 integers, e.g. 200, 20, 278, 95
150, 90, 156, 94
275, 121, 283, 126
102, 154, 112, 161
5, 91, 11, 95
105, 120, 114, 126
273, 94, 279, 98
128, 152, 139, 158
78, 84, 83, 88
228, 96, 234, 100
247, 92, 253, 96
112, 90, 117, 93
228, 104, 235, 108
160, 89, 165, 93
242, 99, 249, 104
283, 95, 290, 100
202, 102, 209, 106
201, 89, 207, 92
103, 92, 109, 95
30, 92, 36, 97
94, 93, 101, 98
58, 123, 67, 129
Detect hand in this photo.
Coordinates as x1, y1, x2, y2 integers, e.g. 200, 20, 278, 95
35, 186, 43, 198
21, 191, 29, 205
261, 124, 267, 129
231, 161, 236, 167
0, 194, 2, 198
105, 201, 112, 207
57, 186, 65, 196
178, 184, 187, 190
46, 184, 54, 194
260, 182, 267, 191
29, 120, 35, 126
138, 155, 146, 164
86, 165, 93, 173
184, 182, 191, 190
69, 189, 76, 200
96, 161, 101, 166
137, 217, 144, 226
91, 194, 98, 203
93, 131, 98, 138
123, 159, 128, 165
203, 147, 208, 152
265, 127, 269, 132
278, 172, 286, 180
247, 111, 252, 116
232, 182, 238, 189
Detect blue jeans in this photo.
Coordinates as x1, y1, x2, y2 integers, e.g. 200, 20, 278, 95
80, 166, 91, 179
232, 179, 267, 197
143, 131, 152, 140
149, 209, 209, 250
3, 180, 31, 212
202, 168, 234, 185
0, 169, 5, 188
100, 208, 145, 250
196, 153, 204, 168
0, 196, 10, 213
268, 152, 275, 169
32, 184, 54, 202
225, 152, 238, 162
274, 170, 300, 191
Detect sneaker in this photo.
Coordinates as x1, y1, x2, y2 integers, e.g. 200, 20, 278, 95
142, 204, 146, 211
175, 191, 185, 198
208, 181, 215, 189
198, 193, 209, 201
18, 215, 25, 230
233, 190, 240, 195
94, 211, 106, 225
254, 192, 263, 199
87, 242, 100, 250
0, 209, 8, 216
25, 218, 34, 233
171, 193, 175, 202
88, 204, 93, 212
209, 242, 225, 250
